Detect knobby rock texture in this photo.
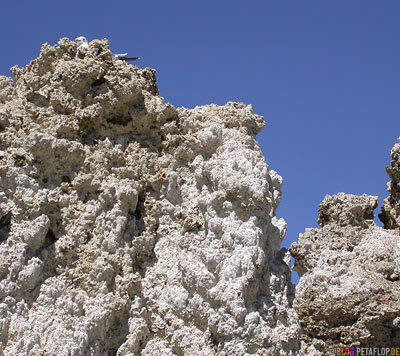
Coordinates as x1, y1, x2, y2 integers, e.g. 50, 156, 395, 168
0, 39, 300, 355
291, 192, 400, 355
379, 140, 400, 229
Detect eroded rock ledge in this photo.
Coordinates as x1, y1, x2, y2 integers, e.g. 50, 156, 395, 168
0, 39, 300, 355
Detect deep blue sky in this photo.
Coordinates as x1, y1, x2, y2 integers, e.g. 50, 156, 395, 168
1, 2, 399, 281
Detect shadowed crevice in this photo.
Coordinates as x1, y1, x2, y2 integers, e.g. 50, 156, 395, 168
0, 212, 11, 243
35, 228, 58, 261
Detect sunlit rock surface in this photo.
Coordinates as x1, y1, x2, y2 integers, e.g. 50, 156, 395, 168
0, 38, 300, 356
291, 193, 400, 354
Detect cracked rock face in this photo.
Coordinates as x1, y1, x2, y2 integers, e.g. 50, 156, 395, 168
0, 38, 300, 355
291, 193, 400, 355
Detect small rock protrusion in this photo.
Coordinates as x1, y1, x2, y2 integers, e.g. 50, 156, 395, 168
318, 193, 378, 228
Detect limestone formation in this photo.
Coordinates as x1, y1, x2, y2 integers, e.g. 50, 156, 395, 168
379, 139, 400, 229
0, 38, 300, 355
291, 193, 400, 354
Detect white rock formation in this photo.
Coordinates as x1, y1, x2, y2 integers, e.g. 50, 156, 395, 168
291, 193, 400, 354
0, 38, 300, 355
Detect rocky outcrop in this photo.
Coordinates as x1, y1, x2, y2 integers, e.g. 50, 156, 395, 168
0, 39, 300, 355
291, 193, 400, 354
379, 139, 400, 229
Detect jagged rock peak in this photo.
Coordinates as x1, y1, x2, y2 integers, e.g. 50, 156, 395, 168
0, 38, 300, 355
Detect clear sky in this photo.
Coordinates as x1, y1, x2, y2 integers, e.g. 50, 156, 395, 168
1, 2, 399, 282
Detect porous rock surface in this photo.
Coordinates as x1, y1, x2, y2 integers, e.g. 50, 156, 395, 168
291, 193, 400, 354
0, 39, 300, 355
379, 139, 400, 229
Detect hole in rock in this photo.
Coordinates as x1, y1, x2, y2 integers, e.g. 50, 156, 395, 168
85, 231, 93, 243
0, 212, 11, 243
134, 202, 142, 220
88, 77, 109, 98
107, 115, 131, 126
62, 176, 71, 183
91, 77, 106, 87
134, 197, 146, 236
123, 206, 145, 242
35, 228, 58, 260
43, 229, 57, 248
13, 154, 26, 167
123, 194, 147, 243
81, 131, 97, 146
